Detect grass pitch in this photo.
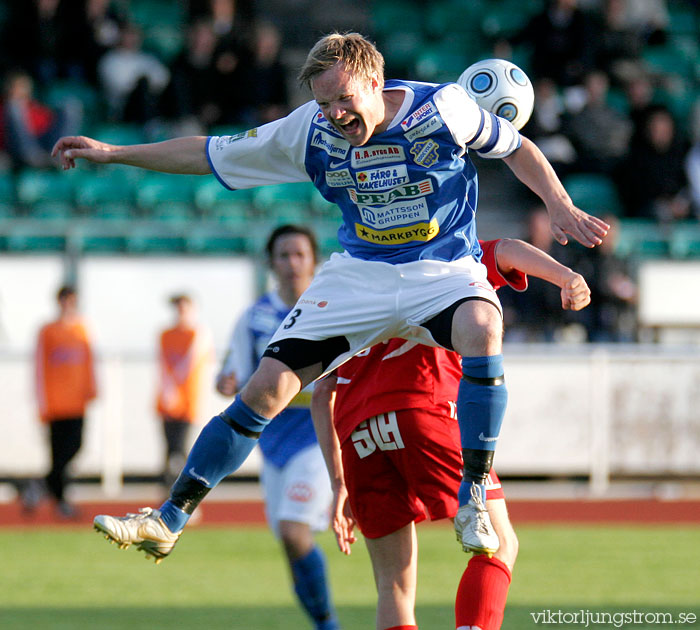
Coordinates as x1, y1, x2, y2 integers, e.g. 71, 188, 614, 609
1, 523, 698, 629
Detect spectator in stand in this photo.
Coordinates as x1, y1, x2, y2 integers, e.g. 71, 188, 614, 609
160, 18, 223, 132
615, 104, 691, 222
1, 70, 82, 170
0, 0, 63, 85
240, 21, 290, 125
623, 71, 656, 134
507, 0, 597, 88
208, 0, 255, 125
156, 294, 214, 491
593, 0, 646, 85
22, 285, 97, 518
563, 69, 632, 175
521, 77, 576, 177
569, 215, 638, 342
97, 22, 170, 124
499, 206, 577, 342
72, 0, 126, 87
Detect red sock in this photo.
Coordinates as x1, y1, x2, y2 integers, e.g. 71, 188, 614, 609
455, 554, 512, 630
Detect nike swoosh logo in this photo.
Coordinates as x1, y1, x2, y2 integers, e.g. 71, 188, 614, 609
478, 432, 498, 442
329, 159, 347, 168
188, 467, 210, 486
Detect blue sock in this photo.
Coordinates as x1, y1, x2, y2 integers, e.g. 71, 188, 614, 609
457, 355, 507, 451
457, 355, 507, 507
159, 398, 270, 532
291, 546, 339, 629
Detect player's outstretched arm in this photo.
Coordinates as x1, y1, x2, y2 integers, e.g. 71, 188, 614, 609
51, 135, 212, 175
503, 137, 609, 248
311, 375, 357, 555
495, 238, 591, 311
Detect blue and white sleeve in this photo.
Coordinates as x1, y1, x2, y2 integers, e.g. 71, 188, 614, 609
206, 100, 318, 190
434, 83, 521, 159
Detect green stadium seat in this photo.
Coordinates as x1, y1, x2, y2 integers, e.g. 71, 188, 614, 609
0, 202, 15, 218
135, 174, 197, 211
414, 45, 470, 83
42, 80, 102, 131
194, 179, 253, 218
616, 219, 670, 259
424, 0, 486, 40
309, 188, 338, 217
266, 202, 313, 225
371, 0, 423, 37
6, 222, 67, 252
74, 173, 135, 208
16, 170, 74, 206
563, 173, 622, 216
381, 31, 424, 73
668, 5, 699, 36
92, 202, 133, 221
143, 25, 184, 63
186, 224, 249, 254
642, 45, 692, 81
149, 202, 195, 224
29, 201, 74, 220
670, 222, 700, 258
0, 171, 16, 203
252, 183, 314, 213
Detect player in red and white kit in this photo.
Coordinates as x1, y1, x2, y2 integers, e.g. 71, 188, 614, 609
311, 238, 591, 630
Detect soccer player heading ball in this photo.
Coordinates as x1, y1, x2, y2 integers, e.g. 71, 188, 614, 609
53, 33, 607, 564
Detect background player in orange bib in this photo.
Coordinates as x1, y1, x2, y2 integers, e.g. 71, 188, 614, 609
156, 294, 214, 491
28, 285, 97, 517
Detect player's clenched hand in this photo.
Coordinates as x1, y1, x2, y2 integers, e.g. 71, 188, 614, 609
561, 272, 591, 311
51, 136, 115, 170
548, 202, 609, 248
216, 373, 238, 397
331, 484, 356, 555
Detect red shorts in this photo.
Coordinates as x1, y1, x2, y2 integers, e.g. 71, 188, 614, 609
341, 403, 505, 539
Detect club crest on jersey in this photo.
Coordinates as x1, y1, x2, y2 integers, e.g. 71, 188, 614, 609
359, 198, 430, 228
403, 114, 443, 142
311, 129, 350, 159
355, 218, 440, 245
351, 144, 405, 168
348, 179, 433, 205
214, 128, 257, 150
410, 139, 439, 167
325, 168, 354, 188
401, 102, 436, 132
355, 165, 409, 191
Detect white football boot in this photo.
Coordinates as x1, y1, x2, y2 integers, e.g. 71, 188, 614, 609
454, 482, 499, 557
93, 507, 180, 564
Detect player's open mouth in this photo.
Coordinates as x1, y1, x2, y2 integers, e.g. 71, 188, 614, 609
338, 118, 360, 135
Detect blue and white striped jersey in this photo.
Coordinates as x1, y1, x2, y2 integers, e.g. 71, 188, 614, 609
207, 80, 521, 264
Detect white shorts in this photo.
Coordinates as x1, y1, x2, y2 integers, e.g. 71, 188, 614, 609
260, 444, 332, 537
269, 252, 501, 376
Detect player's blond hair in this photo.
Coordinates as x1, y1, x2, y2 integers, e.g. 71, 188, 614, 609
298, 32, 385, 90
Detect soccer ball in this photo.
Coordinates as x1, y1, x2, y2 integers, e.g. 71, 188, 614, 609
457, 59, 534, 130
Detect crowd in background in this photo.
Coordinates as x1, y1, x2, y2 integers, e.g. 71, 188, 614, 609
0, 0, 699, 345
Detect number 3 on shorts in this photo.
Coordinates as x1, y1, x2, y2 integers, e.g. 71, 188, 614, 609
283, 308, 302, 329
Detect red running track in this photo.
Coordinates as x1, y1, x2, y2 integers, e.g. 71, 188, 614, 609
2, 499, 700, 528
